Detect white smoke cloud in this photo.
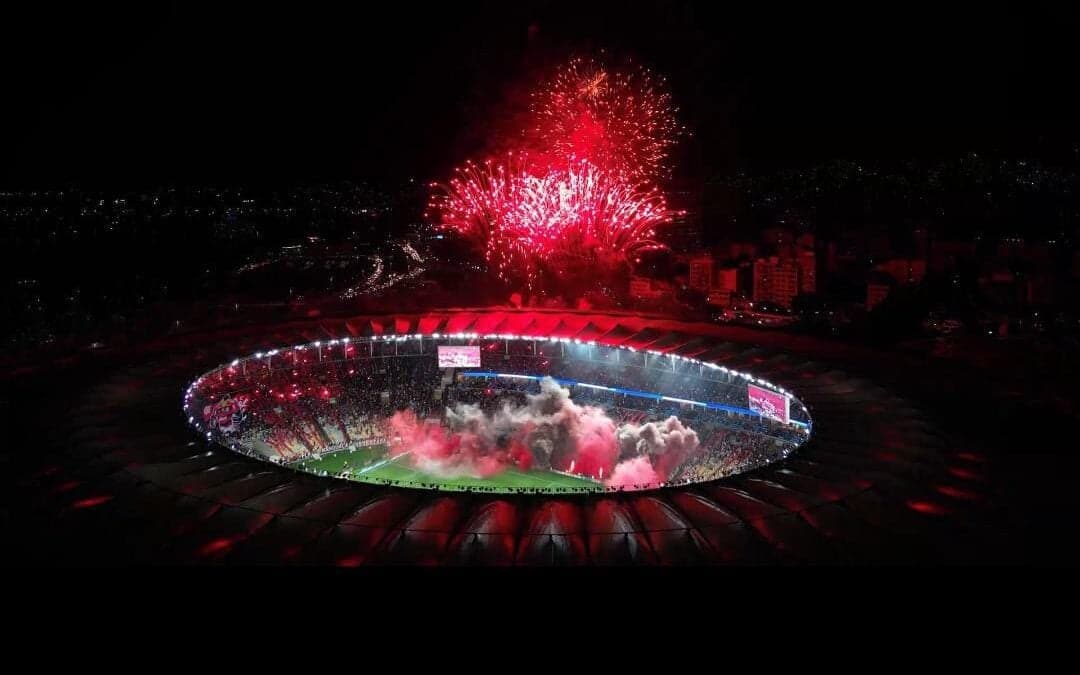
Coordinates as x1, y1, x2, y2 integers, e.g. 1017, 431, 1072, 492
392, 376, 698, 486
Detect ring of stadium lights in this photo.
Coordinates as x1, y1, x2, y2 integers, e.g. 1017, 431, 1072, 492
184, 332, 811, 426
183, 332, 812, 493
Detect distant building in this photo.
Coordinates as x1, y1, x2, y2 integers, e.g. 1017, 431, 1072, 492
996, 237, 1052, 266
979, 268, 1024, 308
629, 276, 673, 301
761, 227, 795, 249
1025, 243, 1052, 265
930, 241, 976, 273
826, 240, 864, 273
997, 237, 1026, 260
825, 241, 839, 273
728, 242, 758, 261
913, 227, 930, 260
877, 258, 926, 285
715, 266, 738, 292
688, 255, 714, 292
753, 256, 800, 308
1026, 274, 1055, 306
707, 267, 739, 307
796, 249, 817, 295
866, 281, 891, 311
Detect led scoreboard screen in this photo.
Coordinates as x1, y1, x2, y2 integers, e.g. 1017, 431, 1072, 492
437, 345, 481, 368
747, 384, 790, 424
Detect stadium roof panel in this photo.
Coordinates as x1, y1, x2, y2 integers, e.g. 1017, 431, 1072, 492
7, 309, 1013, 565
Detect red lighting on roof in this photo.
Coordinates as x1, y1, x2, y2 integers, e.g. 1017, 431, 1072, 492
906, 500, 949, 516
947, 466, 985, 482
198, 538, 234, 556
51, 480, 81, 494
935, 485, 980, 502
72, 495, 113, 509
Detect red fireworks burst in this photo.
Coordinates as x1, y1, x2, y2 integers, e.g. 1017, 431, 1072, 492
428, 154, 672, 286
428, 55, 684, 288
527, 56, 682, 183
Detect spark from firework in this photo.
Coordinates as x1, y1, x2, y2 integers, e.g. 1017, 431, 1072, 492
527, 56, 682, 183
427, 154, 673, 286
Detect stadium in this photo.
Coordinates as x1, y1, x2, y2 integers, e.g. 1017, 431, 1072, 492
7, 8, 1075, 571
7, 308, 1022, 565
184, 332, 812, 494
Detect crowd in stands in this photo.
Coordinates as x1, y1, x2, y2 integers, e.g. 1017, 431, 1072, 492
189, 336, 810, 482
675, 428, 793, 483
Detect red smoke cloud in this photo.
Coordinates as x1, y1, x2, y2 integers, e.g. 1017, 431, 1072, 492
605, 455, 662, 490
386, 378, 699, 489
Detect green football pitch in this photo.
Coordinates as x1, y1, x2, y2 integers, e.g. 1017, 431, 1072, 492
291, 444, 604, 493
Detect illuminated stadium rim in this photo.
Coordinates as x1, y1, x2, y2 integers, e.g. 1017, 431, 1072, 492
182, 332, 813, 491
184, 331, 811, 424
461, 371, 811, 431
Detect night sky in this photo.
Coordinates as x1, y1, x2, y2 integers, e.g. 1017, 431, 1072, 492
3, 1, 1079, 187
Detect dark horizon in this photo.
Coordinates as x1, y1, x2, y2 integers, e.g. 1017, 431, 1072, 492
4, 1, 1080, 189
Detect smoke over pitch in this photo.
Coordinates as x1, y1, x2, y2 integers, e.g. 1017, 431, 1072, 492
387, 377, 699, 487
